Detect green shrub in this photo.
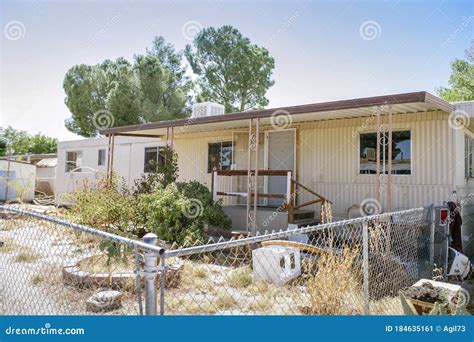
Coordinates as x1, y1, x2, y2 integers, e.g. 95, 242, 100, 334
63, 174, 139, 235
176, 181, 232, 230
137, 182, 231, 246
133, 146, 179, 195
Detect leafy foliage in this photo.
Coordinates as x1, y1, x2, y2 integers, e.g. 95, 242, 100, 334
176, 181, 231, 229
0, 126, 58, 156
185, 25, 275, 113
133, 145, 179, 195
63, 37, 191, 137
437, 40, 474, 101
137, 182, 231, 246
63, 174, 139, 235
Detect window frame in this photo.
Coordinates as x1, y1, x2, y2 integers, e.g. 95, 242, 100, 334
358, 129, 412, 176
143, 146, 166, 173
207, 141, 233, 173
98, 149, 106, 166
65, 151, 82, 173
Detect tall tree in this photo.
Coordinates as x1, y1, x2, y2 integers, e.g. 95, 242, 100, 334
146, 36, 193, 110
185, 26, 275, 113
0, 126, 57, 156
63, 37, 190, 137
437, 40, 474, 102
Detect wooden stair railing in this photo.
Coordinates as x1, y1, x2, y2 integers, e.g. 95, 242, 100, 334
288, 179, 332, 224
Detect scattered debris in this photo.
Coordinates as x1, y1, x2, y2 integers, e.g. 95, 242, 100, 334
33, 191, 55, 206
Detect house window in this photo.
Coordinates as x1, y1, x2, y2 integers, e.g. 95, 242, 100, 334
144, 146, 165, 173
208, 142, 233, 173
98, 149, 106, 166
465, 135, 474, 178
65, 151, 82, 172
359, 131, 411, 175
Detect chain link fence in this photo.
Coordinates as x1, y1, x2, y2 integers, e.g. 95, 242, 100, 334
0, 205, 434, 315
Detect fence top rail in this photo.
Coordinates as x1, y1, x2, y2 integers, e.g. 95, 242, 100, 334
164, 207, 427, 258
0, 205, 427, 258
0, 205, 166, 256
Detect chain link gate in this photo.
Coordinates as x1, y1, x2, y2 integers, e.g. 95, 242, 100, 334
0, 205, 434, 315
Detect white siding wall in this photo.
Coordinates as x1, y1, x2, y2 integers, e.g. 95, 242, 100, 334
298, 111, 454, 216
170, 110, 458, 217
55, 137, 161, 204
56, 110, 462, 217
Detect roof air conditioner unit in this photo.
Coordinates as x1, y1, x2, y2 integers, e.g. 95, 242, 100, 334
191, 102, 225, 119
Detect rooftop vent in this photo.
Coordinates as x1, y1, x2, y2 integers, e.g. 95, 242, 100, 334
191, 102, 225, 119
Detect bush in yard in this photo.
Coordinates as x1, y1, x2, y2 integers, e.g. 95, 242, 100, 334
64, 174, 138, 235
64, 174, 139, 268
176, 181, 231, 230
137, 182, 231, 246
133, 145, 178, 195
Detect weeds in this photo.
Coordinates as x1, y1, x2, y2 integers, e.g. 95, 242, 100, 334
193, 267, 209, 279
31, 274, 44, 285
228, 267, 253, 288
306, 247, 361, 314
214, 294, 238, 310
15, 252, 38, 263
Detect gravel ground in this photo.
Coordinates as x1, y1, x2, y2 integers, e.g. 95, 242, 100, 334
0, 215, 140, 315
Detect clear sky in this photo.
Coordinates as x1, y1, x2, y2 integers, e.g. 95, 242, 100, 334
1, 0, 472, 141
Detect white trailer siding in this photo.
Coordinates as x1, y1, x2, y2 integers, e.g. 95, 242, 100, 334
55, 136, 161, 205
0, 160, 36, 202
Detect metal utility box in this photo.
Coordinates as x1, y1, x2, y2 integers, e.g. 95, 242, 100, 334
252, 245, 301, 286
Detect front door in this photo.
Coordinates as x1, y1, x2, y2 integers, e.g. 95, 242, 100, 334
266, 130, 295, 207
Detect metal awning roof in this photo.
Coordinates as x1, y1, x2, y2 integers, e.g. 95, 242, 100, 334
100, 91, 453, 137
36, 158, 57, 168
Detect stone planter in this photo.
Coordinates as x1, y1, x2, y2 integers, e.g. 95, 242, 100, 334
62, 254, 183, 290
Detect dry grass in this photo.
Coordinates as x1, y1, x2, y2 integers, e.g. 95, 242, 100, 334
31, 274, 44, 285
227, 267, 253, 288
214, 294, 238, 310
0, 238, 16, 254
249, 298, 272, 312
306, 247, 361, 315
192, 266, 209, 279
167, 297, 218, 315
77, 254, 135, 274
15, 251, 39, 263
247, 280, 269, 295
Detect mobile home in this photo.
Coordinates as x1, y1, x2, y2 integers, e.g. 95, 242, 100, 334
58, 92, 474, 254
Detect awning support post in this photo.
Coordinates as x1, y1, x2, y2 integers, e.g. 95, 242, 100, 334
252, 118, 259, 236
246, 119, 253, 232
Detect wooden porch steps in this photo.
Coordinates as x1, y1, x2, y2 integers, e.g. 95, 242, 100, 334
290, 209, 318, 227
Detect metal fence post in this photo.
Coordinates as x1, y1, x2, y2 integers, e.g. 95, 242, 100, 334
143, 233, 158, 315
159, 253, 167, 316
429, 205, 435, 272
362, 220, 370, 315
